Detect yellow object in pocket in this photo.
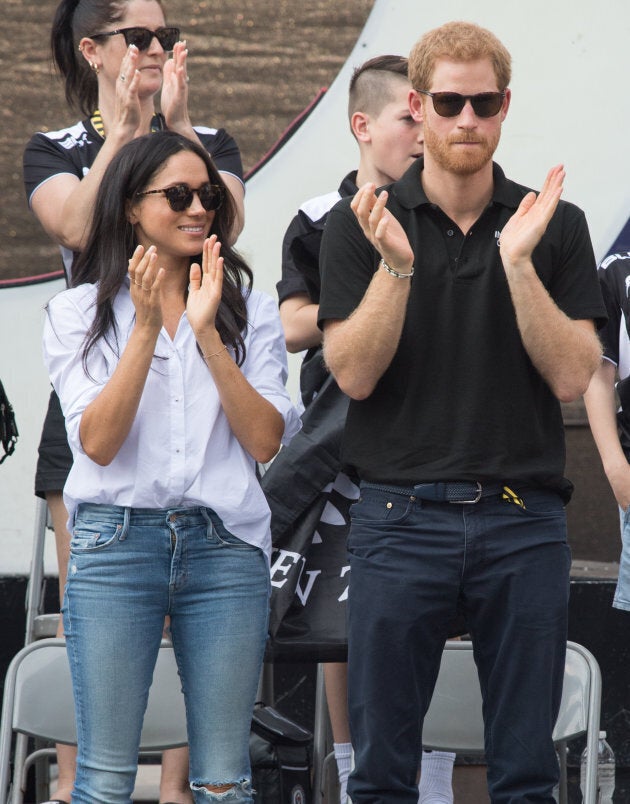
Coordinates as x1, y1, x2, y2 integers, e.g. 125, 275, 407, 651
502, 485, 525, 508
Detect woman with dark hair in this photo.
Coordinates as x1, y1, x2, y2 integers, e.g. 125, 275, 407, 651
25, 4, 245, 799
43, 130, 299, 804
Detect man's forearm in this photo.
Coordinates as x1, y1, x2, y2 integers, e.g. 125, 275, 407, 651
504, 260, 602, 402
323, 266, 411, 400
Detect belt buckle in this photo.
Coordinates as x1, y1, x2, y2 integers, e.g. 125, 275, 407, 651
451, 481, 483, 504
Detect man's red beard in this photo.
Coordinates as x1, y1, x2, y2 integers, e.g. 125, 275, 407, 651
424, 125, 500, 175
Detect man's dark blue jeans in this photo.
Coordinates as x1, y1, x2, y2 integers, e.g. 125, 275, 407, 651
346, 484, 570, 804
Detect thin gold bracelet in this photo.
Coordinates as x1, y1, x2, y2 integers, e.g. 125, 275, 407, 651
203, 344, 228, 360
380, 258, 414, 279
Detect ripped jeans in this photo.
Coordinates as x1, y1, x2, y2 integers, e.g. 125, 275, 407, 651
64, 504, 270, 804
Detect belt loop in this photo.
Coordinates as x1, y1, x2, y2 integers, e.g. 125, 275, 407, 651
120, 506, 130, 541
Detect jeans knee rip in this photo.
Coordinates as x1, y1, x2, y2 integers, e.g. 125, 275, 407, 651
192, 778, 252, 801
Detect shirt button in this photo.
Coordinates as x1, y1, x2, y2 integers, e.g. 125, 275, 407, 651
446, 229, 454, 237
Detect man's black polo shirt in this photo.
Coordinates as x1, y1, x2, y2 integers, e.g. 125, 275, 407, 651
318, 159, 606, 492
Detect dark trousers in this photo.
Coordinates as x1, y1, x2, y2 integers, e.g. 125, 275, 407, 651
346, 485, 570, 804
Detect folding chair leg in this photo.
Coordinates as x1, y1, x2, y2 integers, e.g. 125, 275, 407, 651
10, 733, 29, 804
557, 741, 568, 804
322, 750, 340, 803
34, 741, 51, 803
312, 664, 334, 802
24, 497, 49, 645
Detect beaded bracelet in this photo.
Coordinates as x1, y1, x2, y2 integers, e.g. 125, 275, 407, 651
380, 258, 415, 279
203, 344, 228, 360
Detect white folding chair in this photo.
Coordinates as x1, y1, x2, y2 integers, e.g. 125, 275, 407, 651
422, 640, 602, 804
0, 638, 187, 804
24, 496, 59, 644
19, 497, 63, 801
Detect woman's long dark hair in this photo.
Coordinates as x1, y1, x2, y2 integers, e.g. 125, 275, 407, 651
71, 130, 252, 367
51, 0, 163, 117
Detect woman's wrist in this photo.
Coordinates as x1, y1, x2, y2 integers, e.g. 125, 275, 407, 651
197, 328, 224, 355
202, 344, 228, 361
164, 117, 195, 139
102, 123, 136, 151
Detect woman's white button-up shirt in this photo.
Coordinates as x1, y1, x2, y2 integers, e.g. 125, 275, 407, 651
43, 282, 301, 558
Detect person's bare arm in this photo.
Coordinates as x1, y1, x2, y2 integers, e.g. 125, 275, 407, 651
323, 270, 410, 400
584, 359, 630, 509
31, 138, 130, 251
220, 174, 245, 243
279, 294, 322, 353
322, 183, 413, 400
188, 237, 284, 462
79, 247, 163, 464
499, 165, 602, 402
161, 44, 244, 242
30, 46, 150, 251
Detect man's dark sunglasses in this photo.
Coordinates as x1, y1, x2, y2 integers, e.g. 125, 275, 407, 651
418, 90, 505, 118
89, 26, 180, 52
136, 183, 225, 212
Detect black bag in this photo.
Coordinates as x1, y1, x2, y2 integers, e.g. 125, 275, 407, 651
0, 380, 18, 464
250, 703, 312, 803
262, 370, 352, 662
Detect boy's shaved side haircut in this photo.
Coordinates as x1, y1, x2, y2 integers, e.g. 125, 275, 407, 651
348, 54, 409, 126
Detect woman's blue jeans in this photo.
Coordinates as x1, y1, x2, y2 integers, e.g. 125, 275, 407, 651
615, 506, 630, 611
63, 503, 270, 804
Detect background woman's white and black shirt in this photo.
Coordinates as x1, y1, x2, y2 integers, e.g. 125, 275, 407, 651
597, 251, 630, 459
23, 116, 244, 281
43, 281, 301, 557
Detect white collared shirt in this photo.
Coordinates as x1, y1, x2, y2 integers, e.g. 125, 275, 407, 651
43, 281, 301, 558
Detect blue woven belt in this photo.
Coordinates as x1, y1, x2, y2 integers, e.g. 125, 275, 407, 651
362, 481, 506, 504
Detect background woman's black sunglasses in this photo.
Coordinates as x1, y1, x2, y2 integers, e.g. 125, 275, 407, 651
418, 90, 505, 118
136, 183, 225, 212
89, 26, 180, 52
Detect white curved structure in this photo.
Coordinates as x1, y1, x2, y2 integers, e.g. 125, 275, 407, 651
1, 0, 629, 573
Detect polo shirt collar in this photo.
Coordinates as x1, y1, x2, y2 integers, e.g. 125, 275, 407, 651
490, 162, 524, 210
393, 158, 524, 212
339, 171, 358, 198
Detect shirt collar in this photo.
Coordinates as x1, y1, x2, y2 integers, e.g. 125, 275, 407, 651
88, 111, 165, 142
339, 171, 359, 197
392, 158, 524, 212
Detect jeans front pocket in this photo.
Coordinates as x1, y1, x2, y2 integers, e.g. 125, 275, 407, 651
70, 521, 123, 553
204, 508, 259, 551
350, 486, 416, 526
